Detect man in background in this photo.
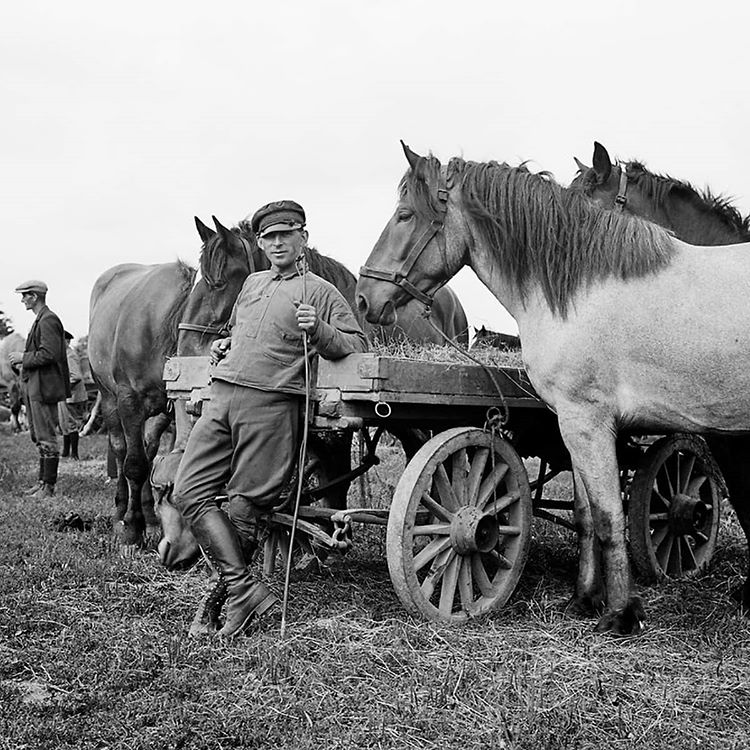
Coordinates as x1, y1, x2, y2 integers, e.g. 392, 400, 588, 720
58, 331, 87, 460
8, 280, 70, 497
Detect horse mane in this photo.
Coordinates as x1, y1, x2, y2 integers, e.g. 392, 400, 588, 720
435, 157, 675, 317
625, 161, 750, 241
158, 259, 197, 357
303, 246, 357, 305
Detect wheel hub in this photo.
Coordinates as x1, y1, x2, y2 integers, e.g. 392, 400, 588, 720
670, 492, 708, 535
450, 506, 499, 555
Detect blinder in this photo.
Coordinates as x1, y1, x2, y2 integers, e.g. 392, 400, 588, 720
614, 163, 628, 211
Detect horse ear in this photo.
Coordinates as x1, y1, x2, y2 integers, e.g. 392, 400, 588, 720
574, 156, 589, 174
195, 216, 216, 243
212, 216, 233, 243
592, 141, 612, 183
400, 140, 422, 170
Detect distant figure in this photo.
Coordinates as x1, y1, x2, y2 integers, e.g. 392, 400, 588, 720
58, 331, 87, 460
470, 325, 521, 351
8, 280, 70, 497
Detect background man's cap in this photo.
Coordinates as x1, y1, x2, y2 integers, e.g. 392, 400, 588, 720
14, 279, 48, 295
251, 200, 306, 238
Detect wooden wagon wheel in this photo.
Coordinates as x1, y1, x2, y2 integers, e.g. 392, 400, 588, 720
628, 434, 722, 580
386, 426, 532, 623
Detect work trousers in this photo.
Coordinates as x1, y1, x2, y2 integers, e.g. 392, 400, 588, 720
58, 401, 87, 435
26, 398, 60, 457
173, 380, 301, 533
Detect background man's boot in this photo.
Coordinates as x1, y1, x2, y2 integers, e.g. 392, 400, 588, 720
190, 508, 276, 638
26, 457, 45, 495
61, 435, 70, 458
69, 433, 79, 460
35, 456, 59, 497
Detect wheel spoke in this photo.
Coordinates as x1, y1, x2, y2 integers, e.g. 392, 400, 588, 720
413, 536, 453, 572
680, 454, 696, 493
452, 449, 468, 507
652, 487, 671, 509
439, 555, 461, 616
480, 490, 520, 516
420, 547, 456, 600
434, 464, 460, 511
466, 447, 489, 504
458, 557, 474, 609
475, 461, 510, 507
420, 492, 453, 522
471, 553, 495, 596
651, 523, 670, 548
686, 475, 708, 496
656, 534, 674, 570
681, 536, 698, 570
412, 523, 452, 536
657, 465, 674, 502
648, 512, 669, 522
488, 548, 513, 569
668, 534, 683, 576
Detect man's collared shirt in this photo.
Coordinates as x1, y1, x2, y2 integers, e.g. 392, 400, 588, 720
213, 269, 368, 394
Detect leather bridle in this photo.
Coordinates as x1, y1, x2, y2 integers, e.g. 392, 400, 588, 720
613, 162, 629, 211
177, 231, 258, 338
359, 170, 450, 309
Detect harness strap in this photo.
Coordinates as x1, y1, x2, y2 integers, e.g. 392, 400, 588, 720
614, 163, 628, 210
177, 322, 229, 336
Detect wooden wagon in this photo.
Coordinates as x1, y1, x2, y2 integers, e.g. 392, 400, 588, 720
164, 352, 724, 623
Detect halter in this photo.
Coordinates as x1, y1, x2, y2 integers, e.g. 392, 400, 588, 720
614, 163, 629, 211
177, 230, 258, 338
359, 169, 450, 309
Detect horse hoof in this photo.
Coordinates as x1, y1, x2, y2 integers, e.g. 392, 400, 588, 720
570, 591, 605, 617
594, 598, 646, 636
144, 524, 162, 550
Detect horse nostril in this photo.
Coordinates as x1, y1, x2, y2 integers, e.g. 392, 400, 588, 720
356, 294, 368, 315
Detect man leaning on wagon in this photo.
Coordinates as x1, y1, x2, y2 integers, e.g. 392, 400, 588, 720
173, 200, 368, 638
8, 280, 70, 497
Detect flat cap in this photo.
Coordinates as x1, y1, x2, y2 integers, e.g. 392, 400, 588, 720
251, 200, 306, 238
14, 279, 48, 295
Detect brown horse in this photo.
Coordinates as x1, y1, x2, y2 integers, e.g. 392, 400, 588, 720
0, 332, 27, 432
155, 217, 470, 569
88, 262, 196, 548
572, 141, 750, 611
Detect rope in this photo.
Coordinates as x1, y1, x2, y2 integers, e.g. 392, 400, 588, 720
280, 252, 311, 639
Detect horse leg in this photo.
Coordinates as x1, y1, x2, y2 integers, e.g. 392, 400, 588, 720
708, 436, 750, 614
101, 395, 130, 541
117, 389, 149, 550
571, 470, 605, 614
559, 414, 644, 635
141, 413, 172, 548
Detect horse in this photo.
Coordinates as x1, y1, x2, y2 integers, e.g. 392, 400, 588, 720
0, 332, 27, 432
571, 140, 750, 612
356, 141, 750, 635
88, 262, 196, 549
155, 216, 471, 569
470, 325, 521, 351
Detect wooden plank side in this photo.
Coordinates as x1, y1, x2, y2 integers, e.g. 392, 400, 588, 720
316, 354, 539, 401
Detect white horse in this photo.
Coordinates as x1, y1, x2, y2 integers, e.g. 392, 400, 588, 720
357, 143, 750, 635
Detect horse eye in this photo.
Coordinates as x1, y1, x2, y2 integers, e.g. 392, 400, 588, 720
397, 210, 413, 222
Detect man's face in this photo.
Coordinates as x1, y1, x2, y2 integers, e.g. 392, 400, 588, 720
20, 292, 37, 310
258, 229, 308, 274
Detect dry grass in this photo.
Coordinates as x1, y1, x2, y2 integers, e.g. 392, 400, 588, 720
0, 428, 749, 749
369, 338, 524, 368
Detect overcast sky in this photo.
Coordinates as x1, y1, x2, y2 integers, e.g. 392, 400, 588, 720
2, 1, 749, 339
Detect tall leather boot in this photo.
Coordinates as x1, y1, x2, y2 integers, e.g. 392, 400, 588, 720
61, 435, 70, 458
69, 433, 80, 460
36, 456, 59, 497
26, 457, 45, 495
190, 508, 276, 638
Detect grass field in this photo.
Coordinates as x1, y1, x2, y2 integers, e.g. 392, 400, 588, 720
1, 427, 749, 750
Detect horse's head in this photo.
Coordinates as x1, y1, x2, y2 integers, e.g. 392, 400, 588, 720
357, 142, 468, 326
177, 217, 268, 356
571, 141, 668, 227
